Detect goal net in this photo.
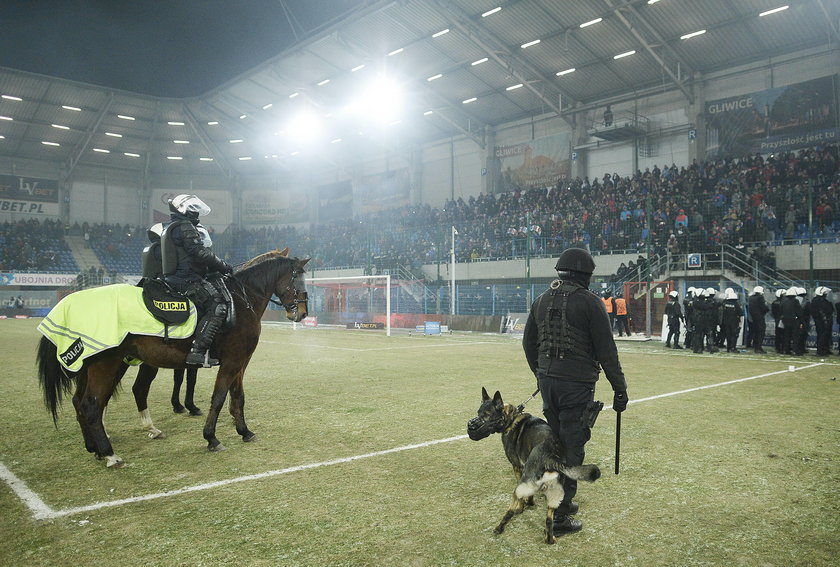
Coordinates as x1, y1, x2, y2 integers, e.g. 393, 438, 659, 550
305, 275, 392, 336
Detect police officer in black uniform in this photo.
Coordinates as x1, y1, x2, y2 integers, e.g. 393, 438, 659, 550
141, 222, 166, 279
779, 287, 802, 355
720, 289, 742, 353
161, 194, 234, 367
747, 286, 769, 353
665, 290, 683, 348
683, 287, 696, 349
522, 247, 628, 536
771, 289, 784, 353
811, 286, 833, 356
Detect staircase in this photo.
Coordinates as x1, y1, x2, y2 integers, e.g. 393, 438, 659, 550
65, 235, 104, 272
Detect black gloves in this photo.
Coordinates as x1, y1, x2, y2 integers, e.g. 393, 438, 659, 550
613, 390, 628, 413
215, 258, 234, 275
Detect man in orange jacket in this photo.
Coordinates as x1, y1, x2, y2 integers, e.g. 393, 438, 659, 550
602, 291, 616, 334
615, 294, 630, 336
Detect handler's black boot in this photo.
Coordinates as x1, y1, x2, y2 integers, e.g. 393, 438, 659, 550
557, 501, 579, 515
553, 514, 583, 535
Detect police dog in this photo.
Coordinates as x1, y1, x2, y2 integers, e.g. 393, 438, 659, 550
467, 387, 601, 544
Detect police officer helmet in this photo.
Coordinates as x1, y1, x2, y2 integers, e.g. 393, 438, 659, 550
147, 222, 164, 243
687, 286, 695, 295
554, 247, 595, 274
775, 289, 785, 298
814, 286, 830, 296
725, 287, 734, 295
704, 287, 716, 297
725, 290, 738, 300
669, 290, 678, 298
169, 194, 211, 219
752, 286, 764, 295
785, 287, 798, 296
796, 287, 807, 296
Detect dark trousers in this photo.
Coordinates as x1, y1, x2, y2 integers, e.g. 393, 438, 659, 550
666, 320, 681, 346
815, 323, 832, 355
751, 321, 766, 351
616, 315, 630, 336
538, 377, 594, 505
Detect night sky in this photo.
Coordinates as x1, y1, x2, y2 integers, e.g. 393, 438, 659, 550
0, 0, 363, 97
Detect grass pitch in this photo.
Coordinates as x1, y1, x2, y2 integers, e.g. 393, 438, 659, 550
0, 318, 838, 566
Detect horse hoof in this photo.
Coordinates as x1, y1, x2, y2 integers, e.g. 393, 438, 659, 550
208, 443, 226, 452
172, 406, 186, 414
187, 408, 203, 416
105, 455, 125, 468
242, 433, 257, 443
147, 429, 166, 439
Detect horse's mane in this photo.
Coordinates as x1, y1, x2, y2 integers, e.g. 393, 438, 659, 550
232, 249, 302, 293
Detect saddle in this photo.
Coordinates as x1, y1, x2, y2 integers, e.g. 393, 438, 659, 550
140, 277, 236, 340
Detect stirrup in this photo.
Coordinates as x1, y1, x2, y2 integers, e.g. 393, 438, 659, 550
186, 351, 219, 368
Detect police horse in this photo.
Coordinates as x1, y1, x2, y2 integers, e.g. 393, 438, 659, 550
36, 250, 309, 467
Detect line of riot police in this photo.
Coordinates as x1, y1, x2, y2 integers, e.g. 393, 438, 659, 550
666, 285, 837, 356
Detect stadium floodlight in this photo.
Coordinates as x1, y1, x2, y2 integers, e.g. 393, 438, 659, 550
105, 132, 122, 137
262, 103, 273, 110
351, 64, 365, 72
482, 7, 501, 17
345, 78, 403, 124
432, 29, 449, 38
51, 124, 70, 130
167, 121, 185, 125
285, 111, 322, 143
521, 39, 540, 49
556, 67, 576, 76
759, 5, 788, 17
580, 18, 602, 28
427, 73, 443, 82
462, 97, 477, 104
614, 50, 636, 59
471, 57, 489, 66
1, 95, 22, 101
506, 83, 524, 91
62, 105, 82, 111
124, 152, 140, 157
207, 121, 219, 125
41, 141, 60, 146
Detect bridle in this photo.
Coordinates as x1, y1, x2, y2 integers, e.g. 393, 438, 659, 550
272, 269, 308, 315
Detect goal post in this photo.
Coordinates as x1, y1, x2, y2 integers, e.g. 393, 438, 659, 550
305, 274, 392, 336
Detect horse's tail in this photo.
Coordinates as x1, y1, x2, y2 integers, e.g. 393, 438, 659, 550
36, 336, 76, 425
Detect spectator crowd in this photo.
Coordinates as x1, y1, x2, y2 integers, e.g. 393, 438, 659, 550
0, 143, 838, 276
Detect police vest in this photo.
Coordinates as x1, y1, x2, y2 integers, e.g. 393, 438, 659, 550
615, 298, 627, 315
141, 241, 163, 279
536, 280, 593, 361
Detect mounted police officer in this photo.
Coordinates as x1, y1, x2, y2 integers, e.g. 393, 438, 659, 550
747, 286, 769, 353
141, 222, 166, 279
161, 194, 234, 367
665, 290, 683, 348
522, 247, 628, 536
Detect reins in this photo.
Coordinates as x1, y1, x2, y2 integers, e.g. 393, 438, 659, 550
227, 263, 307, 315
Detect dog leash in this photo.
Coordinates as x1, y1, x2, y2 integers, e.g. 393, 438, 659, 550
516, 388, 540, 412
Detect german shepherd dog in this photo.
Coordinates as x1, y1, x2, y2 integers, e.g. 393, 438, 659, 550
467, 387, 601, 544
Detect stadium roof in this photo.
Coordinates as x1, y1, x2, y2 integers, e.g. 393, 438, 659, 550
0, 0, 836, 178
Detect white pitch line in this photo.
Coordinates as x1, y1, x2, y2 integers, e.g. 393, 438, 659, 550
1, 362, 824, 520
262, 339, 500, 352
0, 462, 55, 520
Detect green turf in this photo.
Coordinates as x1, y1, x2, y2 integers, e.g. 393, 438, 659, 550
1, 319, 837, 566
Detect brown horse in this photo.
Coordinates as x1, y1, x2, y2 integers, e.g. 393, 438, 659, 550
36, 250, 309, 467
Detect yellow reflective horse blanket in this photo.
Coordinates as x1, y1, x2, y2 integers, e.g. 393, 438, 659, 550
38, 284, 197, 371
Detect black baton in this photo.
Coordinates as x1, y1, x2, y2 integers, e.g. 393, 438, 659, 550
614, 411, 622, 475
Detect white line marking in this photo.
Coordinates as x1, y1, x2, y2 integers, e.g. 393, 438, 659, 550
1, 362, 824, 520
0, 462, 55, 520
262, 339, 499, 352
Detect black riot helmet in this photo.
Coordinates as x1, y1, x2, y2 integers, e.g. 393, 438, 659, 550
555, 247, 596, 274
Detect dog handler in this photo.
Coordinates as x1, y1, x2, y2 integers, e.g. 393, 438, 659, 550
522, 247, 629, 535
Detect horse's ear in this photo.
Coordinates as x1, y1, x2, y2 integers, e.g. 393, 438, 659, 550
299, 258, 310, 267
278, 247, 289, 257
481, 386, 490, 401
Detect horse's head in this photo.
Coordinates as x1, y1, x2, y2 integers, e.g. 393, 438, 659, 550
275, 257, 310, 322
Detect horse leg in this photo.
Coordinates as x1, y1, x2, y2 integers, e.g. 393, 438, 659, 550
103, 362, 131, 440
81, 360, 124, 468
203, 371, 234, 452
72, 371, 98, 454
228, 372, 255, 442
184, 368, 202, 416
171, 369, 186, 413
132, 364, 165, 439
